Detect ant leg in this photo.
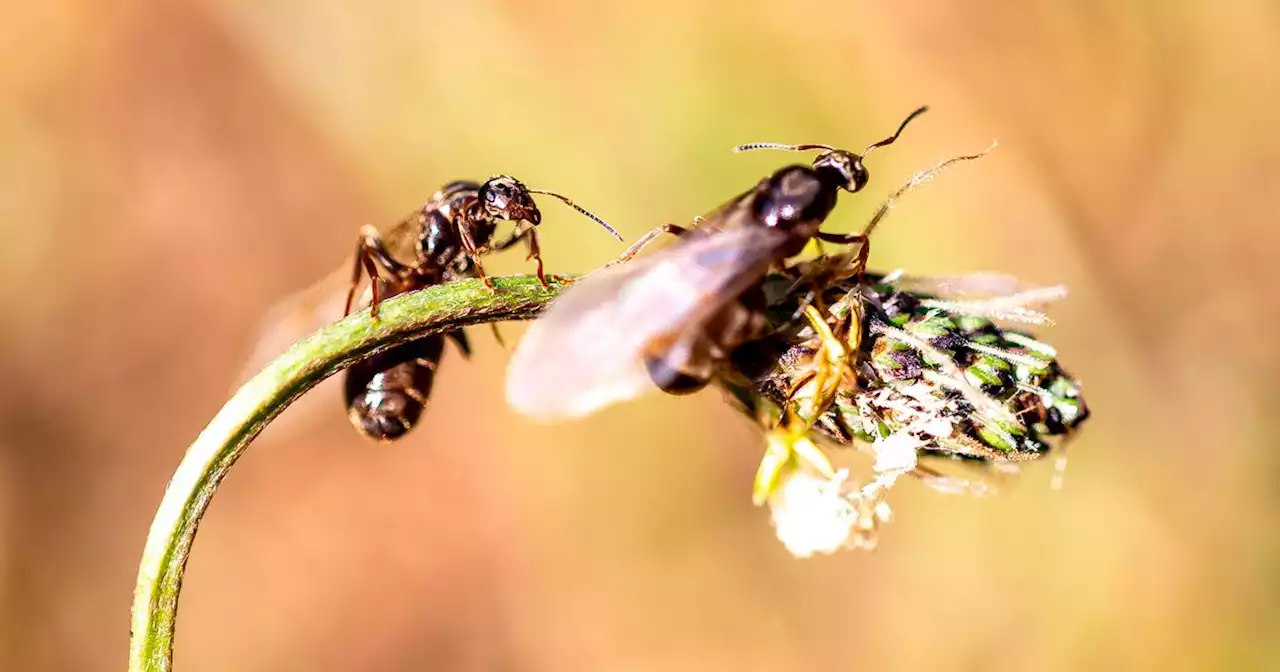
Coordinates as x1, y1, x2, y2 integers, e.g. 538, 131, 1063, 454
457, 223, 495, 290
487, 323, 507, 349
606, 224, 690, 267
446, 329, 473, 358
814, 231, 872, 279
812, 237, 827, 258
346, 225, 413, 319
361, 256, 383, 319
814, 231, 867, 246
344, 239, 369, 317
490, 225, 528, 252
471, 223, 549, 288
524, 227, 549, 287
487, 224, 548, 286
489, 224, 549, 286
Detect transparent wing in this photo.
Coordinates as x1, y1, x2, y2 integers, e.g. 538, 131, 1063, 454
505, 222, 790, 421
876, 271, 1054, 298
873, 271, 1068, 326
234, 215, 423, 387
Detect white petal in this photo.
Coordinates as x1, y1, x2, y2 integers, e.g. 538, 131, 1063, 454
872, 432, 923, 475
768, 468, 856, 558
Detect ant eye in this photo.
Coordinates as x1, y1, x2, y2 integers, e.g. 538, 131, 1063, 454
484, 188, 510, 210
852, 164, 869, 192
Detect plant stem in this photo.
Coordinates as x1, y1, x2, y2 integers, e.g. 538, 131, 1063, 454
128, 275, 567, 672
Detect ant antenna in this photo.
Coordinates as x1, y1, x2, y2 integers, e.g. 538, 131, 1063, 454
527, 189, 624, 241
863, 105, 929, 156
862, 140, 997, 237
732, 142, 837, 154
732, 105, 930, 156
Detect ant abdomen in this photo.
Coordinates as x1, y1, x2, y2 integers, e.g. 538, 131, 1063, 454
344, 335, 446, 441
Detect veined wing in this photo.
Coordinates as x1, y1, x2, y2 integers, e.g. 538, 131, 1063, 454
872, 271, 1056, 298
235, 213, 425, 387
868, 270, 1068, 325
505, 222, 791, 421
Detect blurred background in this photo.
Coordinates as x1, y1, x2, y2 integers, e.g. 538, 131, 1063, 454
3, 1, 1278, 670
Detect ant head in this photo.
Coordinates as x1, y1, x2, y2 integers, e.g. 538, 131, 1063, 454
732, 106, 929, 195
812, 150, 869, 193
477, 175, 623, 241
479, 175, 541, 226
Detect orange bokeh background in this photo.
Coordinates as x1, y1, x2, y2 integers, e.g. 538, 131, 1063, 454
2, 1, 1277, 670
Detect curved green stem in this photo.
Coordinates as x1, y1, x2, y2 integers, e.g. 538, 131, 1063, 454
128, 275, 568, 672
